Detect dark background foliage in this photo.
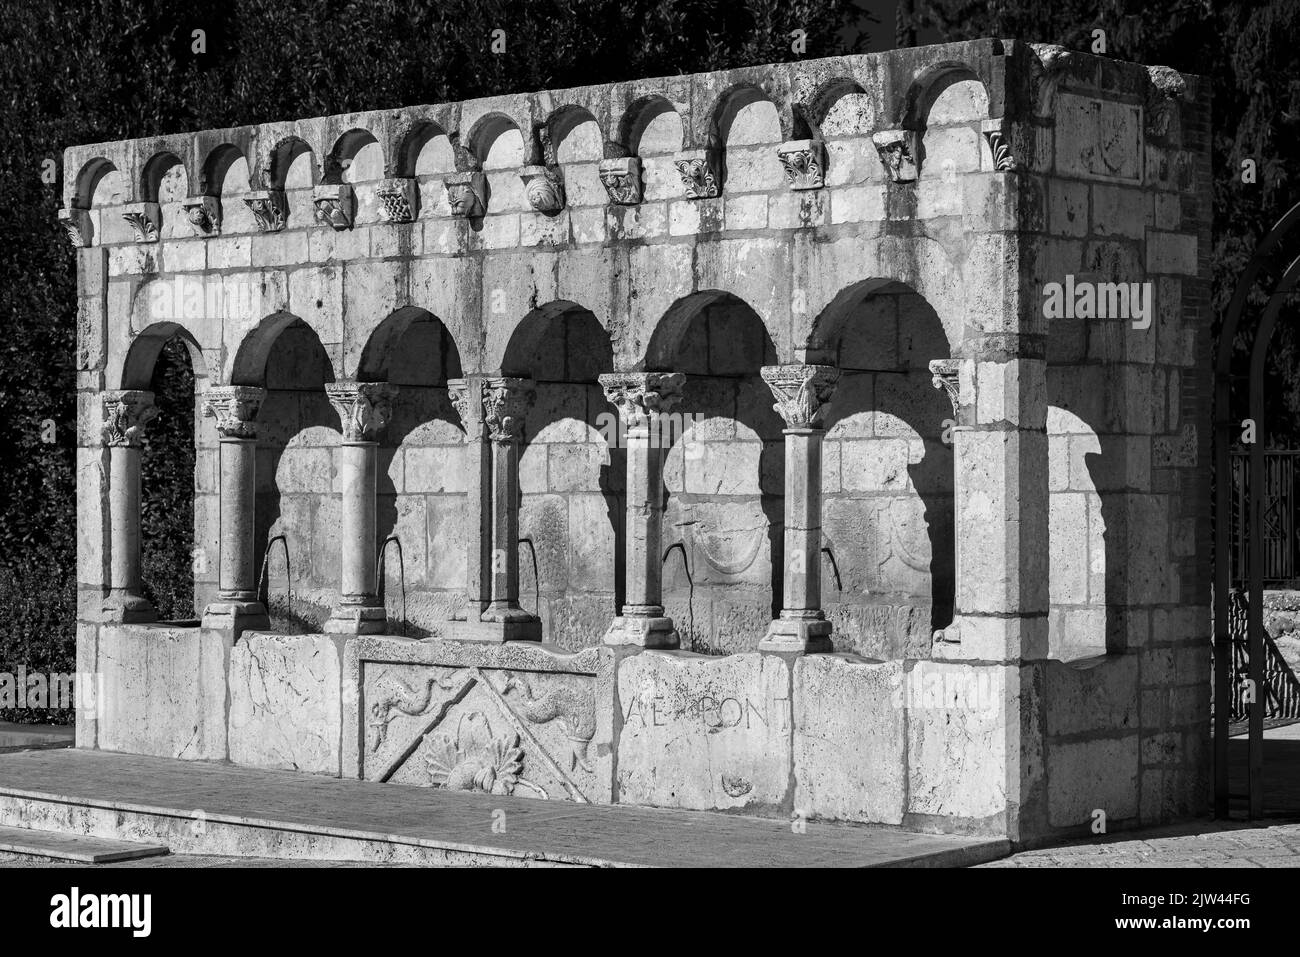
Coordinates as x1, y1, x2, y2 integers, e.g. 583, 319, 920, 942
0, 0, 1295, 722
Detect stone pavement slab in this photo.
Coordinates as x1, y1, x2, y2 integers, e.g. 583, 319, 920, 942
0, 825, 167, 863
0, 749, 1007, 868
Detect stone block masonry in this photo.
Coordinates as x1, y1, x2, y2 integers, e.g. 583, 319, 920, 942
68, 38, 1211, 844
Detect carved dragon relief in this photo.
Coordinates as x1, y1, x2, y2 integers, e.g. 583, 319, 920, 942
364, 665, 599, 802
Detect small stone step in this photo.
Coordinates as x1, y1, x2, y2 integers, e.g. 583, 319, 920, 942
0, 826, 168, 864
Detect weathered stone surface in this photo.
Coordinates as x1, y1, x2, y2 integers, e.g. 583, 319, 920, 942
1047, 735, 1140, 827
95, 625, 230, 760
228, 632, 348, 774
616, 651, 790, 811
793, 655, 904, 823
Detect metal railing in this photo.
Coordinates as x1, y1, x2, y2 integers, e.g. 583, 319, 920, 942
1230, 450, 1300, 588
1214, 590, 1300, 728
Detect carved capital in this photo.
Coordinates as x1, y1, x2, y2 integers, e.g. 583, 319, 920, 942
244, 190, 287, 232
313, 184, 354, 230
445, 171, 486, 218
447, 378, 481, 437
182, 195, 221, 235
674, 150, 720, 199
598, 157, 642, 205
202, 385, 266, 439
59, 207, 90, 247
1145, 65, 1187, 141
872, 130, 919, 183
980, 118, 1017, 172
481, 376, 533, 443
928, 359, 961, 415
760, 365, 838, 430
101, 390, 158, 447
326, 381, 398, 442
122, 202, 160, 243
599, 372, 685, 430
375, 177, 417, 223
521, 165, 565, 213
776, 139, 825, 190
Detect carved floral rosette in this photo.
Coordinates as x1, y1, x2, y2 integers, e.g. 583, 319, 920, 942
598, 371, 685, 431
760, 364, 839, 430
375, 177, 417, 223
928, 358, 961, 415
776, 139, 825, 190
598, 157, 642, 205
244, 190, 287, 232
182, 195, 221, 235
59, 207, 90, 247
520, 165, 565, 214
313, 184, 354, 230
121, 202, 160, 243
326, 381, 398, 442
444, 171, 486, 218
202, 385, 266, 440
101, 390, 158, 447
980, 118, 1017, 172
871, 130, 920, 183
481, 376, 533, 443
674, 150, 720, 199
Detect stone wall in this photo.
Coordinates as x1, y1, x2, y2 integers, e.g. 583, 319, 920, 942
69, 39, 1213, 843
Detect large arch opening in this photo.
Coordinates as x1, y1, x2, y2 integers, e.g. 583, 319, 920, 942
358, 308, 465, 636
648, 292, 782, 655
502, 303, 620, 650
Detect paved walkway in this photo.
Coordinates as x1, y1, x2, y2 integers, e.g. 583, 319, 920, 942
983, 820, 1300, 867
0, 749, 1004, 867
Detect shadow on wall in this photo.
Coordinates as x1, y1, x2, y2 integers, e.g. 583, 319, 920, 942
653, 293, 784, 656
365, 309, 465, 638
253, 320, 338, 633
504, 305, 623, 651
818, 282, 954, 660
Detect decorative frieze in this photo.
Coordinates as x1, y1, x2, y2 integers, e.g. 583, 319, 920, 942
520, 165, 565, 214
760, 364, 839, 430
980, 118, 1017, 172
481, 376, 533, 442
182, 195, 221, 235
445, 171, 486, 218
121, 202, 160, 243
313, 184, 354, 230
375, 177, 417, 223
928, 359, 961, 415
598, 157, 642, 205
871, 130, 920, 183
776, 139, 825, 190
58, 207, 90, 247
674, 149, 720, 199
244, 190, 287, 232
598, 372, 685, 430
202, 385, 266, 439
101, 390, 158, 447
325, 381, 398, 442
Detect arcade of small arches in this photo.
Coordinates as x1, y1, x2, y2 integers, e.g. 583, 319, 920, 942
101, 279, 977, 659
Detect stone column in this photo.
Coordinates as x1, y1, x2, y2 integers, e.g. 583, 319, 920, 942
758, 364, 839, 653
478, 376, 540, 641
101, 390, 158, 623
598, 372, 685, 649
931, 351, 1050, 661
324, 381, 397, 635
200, 386, 269, 634
449, 376, 492, 620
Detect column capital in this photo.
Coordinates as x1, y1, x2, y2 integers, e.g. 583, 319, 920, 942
101, 390, 158, 447
760, 364, 838, 430
599, 371, 685, 429
202, 385, 266, 439
928, 359, 961, 416
326, 381, 397, 442
481, 376, 533, 443
447, 377, 481, 438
